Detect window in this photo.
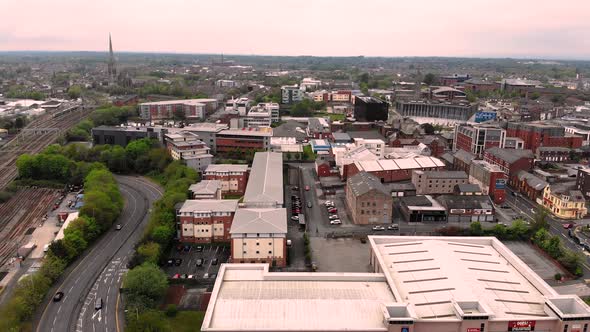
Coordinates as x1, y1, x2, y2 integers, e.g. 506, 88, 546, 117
256, 251, 259, 254
256, 242, 259, 246
563, 324, 568, 332
243, 251, 247, 254
268, 242, 272, 245
361, 210, 364, 215
268, 251, 272, 254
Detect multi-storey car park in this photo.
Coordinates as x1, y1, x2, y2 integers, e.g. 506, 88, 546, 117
201, 236, 590, 332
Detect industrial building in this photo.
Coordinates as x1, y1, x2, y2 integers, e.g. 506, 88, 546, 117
354, 96, 389, 122
395, 100, 478, 121
202, 236, 590, 332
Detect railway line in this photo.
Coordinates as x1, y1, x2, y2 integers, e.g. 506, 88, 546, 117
0, 105, 94, 190
0, 188, 60, 267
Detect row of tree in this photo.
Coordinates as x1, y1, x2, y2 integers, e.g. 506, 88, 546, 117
0, 165, 123, 331
66, 105, 135, 142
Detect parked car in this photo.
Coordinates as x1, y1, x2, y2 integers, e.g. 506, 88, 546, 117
292, 209, 301, 214
328, 215, 339, 220
372, 225, 385, 231
115, 224, 122, 230
180, 274, 188, 279
183, 245, 191, 252
292, 186, 299, 191
327, 208, 337, 213
305, 185, 310, 191
167, 259, 174, 266
387, 224, 399, 230
307, 202, 312, 208
563, 223, 575, 229
291, 216, 300, 221
196, 258, 203, 267
212, 258, 219, 265
324, 201, 334, 206
175, 258, 182, 266
330, 220, 342, 225
195, 245, 203, 252
210, 273, 217, 280
53, 291, 64, 302
172, 274, 180, 279
203, 273, 209, 279
188, 274, 194, 279
286, 239, 292, 247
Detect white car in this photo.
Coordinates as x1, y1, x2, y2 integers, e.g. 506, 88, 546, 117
324, 201, 334, 206
291, 216, 299, 221
330, 219, 342, 225
328, 215, 339, 220
372, 225, 385, 231
387, 224, 399, 230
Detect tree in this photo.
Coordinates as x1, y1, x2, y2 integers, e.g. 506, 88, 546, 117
137, 242, 161, 265
543, 236, 563, 259
531, 207, 550, 233
421, 123, 435, 134
67, 85, 83, 99
423, 73, 436, 86
469, 222, 483, 236
508, 219, 530, 240
151, 225, 175, 246
124, 263, 168, 309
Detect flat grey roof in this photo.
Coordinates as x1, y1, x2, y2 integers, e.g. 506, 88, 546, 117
243, 152, 284, 206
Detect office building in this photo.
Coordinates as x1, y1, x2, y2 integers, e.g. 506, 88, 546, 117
215, 127, 272, 154
346, 172, 393, 225
176, 199, 239, 242
395, 100, 478, 121
139, 98, 218, 120
203, 164, 249, 196
469, 160, 507, 204
411, 170, 469, 195
506, 122, 583, 152
225, 97, 251, 116
483, 148, 534, 180
201, 236, 590, 332
164, 132, 213, 172
245, 105, 272, 128
182, 123, 228, 153
281, 85, 304, 104
454, 124, 506, 156
354, 96, 388, 121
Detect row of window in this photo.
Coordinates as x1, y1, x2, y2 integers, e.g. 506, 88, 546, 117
179, 212, 233, 217
361, 202, 377, 207
243, 251, 273, 254
243, 242, 273, 246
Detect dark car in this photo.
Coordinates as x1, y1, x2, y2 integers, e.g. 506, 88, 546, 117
292, 186, 299, 191
175, 258, 182, 266
196, 258, 203, 267
212, 258, 219, 265
183, 245, 191, 252
176, 245, 183, 252
195, 245, 203, 252
53, 291, 64, 302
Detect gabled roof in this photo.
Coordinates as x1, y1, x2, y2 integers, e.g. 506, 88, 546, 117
230, 208, 288, 234
348, 172, 389, 197
453, 149, 476, 164
517, 171, 548, 191
243, 152, 284, 206
486, 147, 534, 164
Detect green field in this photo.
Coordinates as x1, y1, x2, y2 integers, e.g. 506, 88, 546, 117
166, 311, 206, 332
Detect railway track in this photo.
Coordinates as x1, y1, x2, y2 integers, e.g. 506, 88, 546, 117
0, 105, 94, 190
0, 188, 60, 267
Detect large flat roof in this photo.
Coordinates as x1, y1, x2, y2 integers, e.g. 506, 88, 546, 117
370, 236, 556, 320
202, 265, 395, 331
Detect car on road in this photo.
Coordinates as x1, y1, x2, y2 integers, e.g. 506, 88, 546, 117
183, 245, 191, 252
500, 205, 510, 209
115, 224, 122, 230
210, 273, 217, 280
330, 220, 342, 225
95, 298, 103, 310
195, 245, 203, 252
291, 216, 300, 221
327, 208, 337, 213
203, 273, 209, 279
324, 201, 334, 206
53, 291, 64, 302
167, 259, 174, 266
292, 186, 299, 191
175, 258, 182, 266
563, 223, 576, 229
305, 185, 310, 191
328, 215, 339, 220
307, 202, 312, 208
387, 224, 399, 230
212, 258, 219, 265
372, 225, 385, 231
196, 258, 203, 267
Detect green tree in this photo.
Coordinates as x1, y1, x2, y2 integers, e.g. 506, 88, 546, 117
67, 85, 83, 99
423, 73, 436, 85
137, 242, 161, 265
127, 310, 171, 332
151, 225, 175, 246
543, 236, 563, 259
469, 222, 483, 236
124, 263, 168, 309
508, 219, 530, 240
531, 207, 550, 233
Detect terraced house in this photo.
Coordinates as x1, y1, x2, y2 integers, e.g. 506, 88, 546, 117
543, 183, 588, 220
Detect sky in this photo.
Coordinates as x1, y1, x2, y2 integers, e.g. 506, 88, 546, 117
1, 0, 590, 59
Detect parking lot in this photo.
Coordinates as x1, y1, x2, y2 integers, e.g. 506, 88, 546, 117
503, 241, 566, 280
310, 237, 371, 272
163, 243, 230, 281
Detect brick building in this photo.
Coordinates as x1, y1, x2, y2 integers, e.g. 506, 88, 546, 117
468, 160, 507, 204
411, 170, 469, 195
346, 172, 393, 225
577, 168, 590, 199
506, 122, 583, 152
543, 183, 587, 220
176, 199, 239, 243
139, 98, 218, 120
436, 195, 495, 223
454, 124, 506, 156
536, 146, 571, 162
215, 127, 272, 154
483, 148, 534, 181
203, 164, 249, 196
345, 157, 445, 183
189, 180, 222, 200
514, 171, 548, 203
451, 149, 476, 174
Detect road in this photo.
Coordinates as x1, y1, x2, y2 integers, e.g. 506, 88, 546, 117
35, 176, 162, 332
503, 187, 590, 276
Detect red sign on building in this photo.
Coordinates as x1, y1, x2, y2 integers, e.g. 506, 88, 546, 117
466, 328, 481, 332
508, 320, 536, 331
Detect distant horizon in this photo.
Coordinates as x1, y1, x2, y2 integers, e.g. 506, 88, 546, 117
2, 0, 589, 60
1, 50, 589, 62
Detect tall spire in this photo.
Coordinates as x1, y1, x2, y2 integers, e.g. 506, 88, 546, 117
107, 33, 117, 82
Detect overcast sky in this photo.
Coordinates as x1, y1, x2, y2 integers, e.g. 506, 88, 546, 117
1, 0, 589, 59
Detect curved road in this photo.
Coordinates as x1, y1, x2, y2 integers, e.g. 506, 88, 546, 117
35, 176, 162, 332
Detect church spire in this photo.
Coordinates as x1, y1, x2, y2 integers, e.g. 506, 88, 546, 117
107, 33, 117, 82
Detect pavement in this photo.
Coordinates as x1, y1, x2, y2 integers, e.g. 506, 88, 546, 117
35, 176, 162, 332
